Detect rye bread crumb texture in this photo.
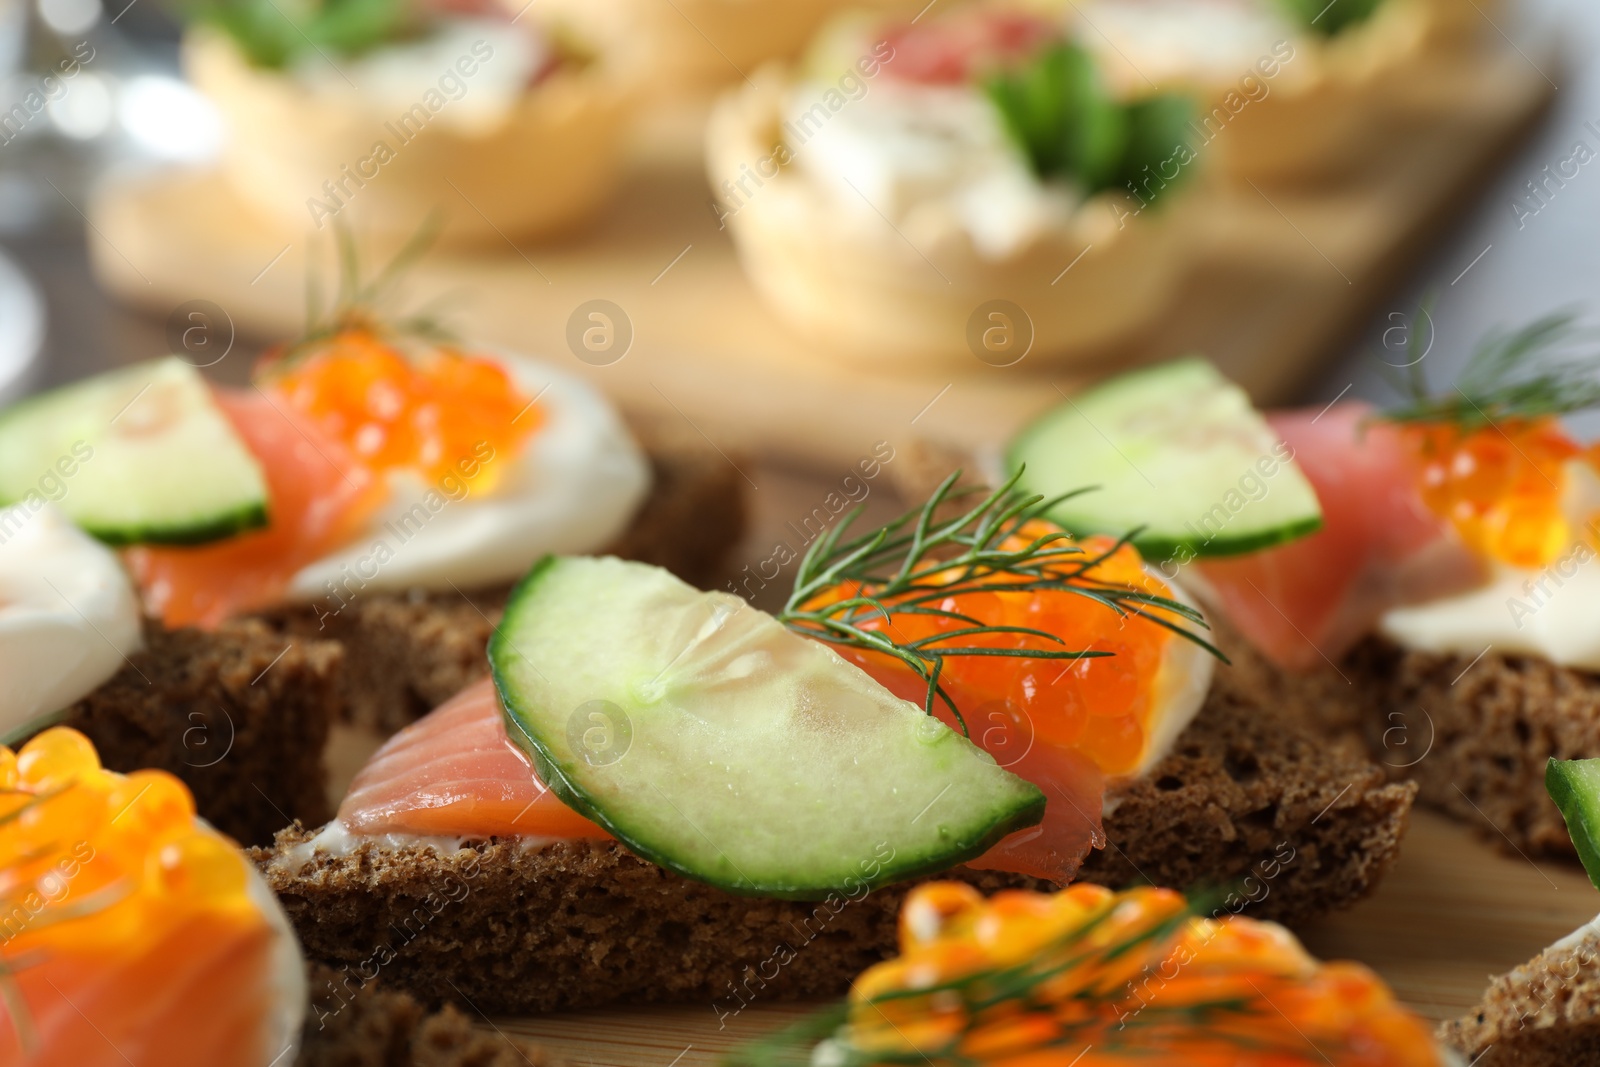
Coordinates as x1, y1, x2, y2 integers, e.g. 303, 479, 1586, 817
298, 964, 559, 1067
254, 690, 1413, 1015
52, 618, 341, 847
1441, 930, 1600, 1067
1212, 613, 1600, 861
272, 419, 748, 732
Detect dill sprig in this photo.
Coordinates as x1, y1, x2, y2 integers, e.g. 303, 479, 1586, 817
722, 891, 1323, 1067
776, 468, 1222, 735
1381, 309, 1600, 430
260, 215, 456, 376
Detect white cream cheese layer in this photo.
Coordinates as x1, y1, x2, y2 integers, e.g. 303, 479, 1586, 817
1380, 461, 1600, 671
291, 17, 547, 134
1072, 0, 1294, 85
784, 79, 1077, 259
0, 503, 142, 736
287, 352, 651, 601
1134, 571, 1215, 778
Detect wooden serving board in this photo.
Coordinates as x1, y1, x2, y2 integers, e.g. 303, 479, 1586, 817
89, 39, 1550, 473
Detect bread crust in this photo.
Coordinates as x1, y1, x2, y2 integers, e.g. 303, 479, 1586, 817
254, 687, 1413, 1014
1211, 613, 1600, 861
53, 618, 343, 846
1440, 928, 1600, 1067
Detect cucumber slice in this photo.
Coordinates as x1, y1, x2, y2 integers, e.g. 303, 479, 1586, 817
1007, 358, 1322, 560
0, 358, 269, 545
1547, 758, 1600, 891
489, 556, 1046, 900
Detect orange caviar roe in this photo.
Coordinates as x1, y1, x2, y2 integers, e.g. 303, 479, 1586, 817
0, 729, 282, 1066
266, 328, 541, 492
1403, 417, 1597, 569
815, 520, 1179, 777
841, 882, 1441, 1067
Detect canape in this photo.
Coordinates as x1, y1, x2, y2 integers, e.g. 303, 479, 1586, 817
0, 500, 340, 845
727, 880, 1447, 1067
1062, 0, 1481, 183
182, 0, 635, 245
1007, 330, 1600, 859
0, 246, 744, 734
707, 6, 1205, 368
0, 727, 305, 1065
1442, 758, 1600, 1066
255, 474, 1413, 1014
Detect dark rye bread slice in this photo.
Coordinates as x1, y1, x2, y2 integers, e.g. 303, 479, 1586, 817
1210, 611, 1600, 861
1439, 926, 1600, 1067
299, 963, 559, 1067
252, 687, 1414, 1015
267, 416, 748, 732
41, 618, 342, 847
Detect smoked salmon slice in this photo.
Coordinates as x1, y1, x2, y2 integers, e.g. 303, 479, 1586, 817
127, 387, 382, 629
1195, 403, 1484, 671
338, 679, 607, 841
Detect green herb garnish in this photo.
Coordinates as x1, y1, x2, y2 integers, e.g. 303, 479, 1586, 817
775, 468, 1222, 734
1274, 0, 1385, 36
1547, 758, 1600, 891
1381, 309, 1600, 430
184, 0, 421, 68
983, 42, 1196, 206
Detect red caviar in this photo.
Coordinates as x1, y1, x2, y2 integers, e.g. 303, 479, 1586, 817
0, 729, 286, 1066
839, 881, 1440, 1067
1402, 417, 1597, 569
266, 328, 541, 494
816, 520, 1180, 777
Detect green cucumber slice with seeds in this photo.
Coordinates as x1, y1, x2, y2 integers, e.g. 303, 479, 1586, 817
0, 358, 269, 545
489, 556, 1046, 900
1547, 758, 1600, 891
1007, 357, 1322, 562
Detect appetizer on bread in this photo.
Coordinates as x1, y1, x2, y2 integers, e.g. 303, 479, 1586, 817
181, 0, 635, 244
256, 477, 1413, 1013
729, 880, 1447, 1067
0, 239, 742, 839
0, 728, 305, 1066
1009, 332, 1600, 858
707, 6, 1203, 367
1442, 758, 1600, 1066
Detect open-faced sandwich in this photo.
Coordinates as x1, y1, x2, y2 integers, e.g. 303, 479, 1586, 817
1007, 327, 1600, 860
256, 472, 1414, 1015
1442, 757, 1600, 1066
1057, 0, 1491, 183
0, 239, 744, 840
0, 726, 550, 1067
181, 0, 635, 244
728, 879, 1447, 1067
707, 5, 1204, 367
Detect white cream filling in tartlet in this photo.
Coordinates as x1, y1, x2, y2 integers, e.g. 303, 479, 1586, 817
783, 79, 1079, 259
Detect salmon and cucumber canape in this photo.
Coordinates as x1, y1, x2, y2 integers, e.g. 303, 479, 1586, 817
0, 238, 743, 841
257, 473, 1414, 1014
728, 880, 1448, 1067
1008, 318, 1600, 859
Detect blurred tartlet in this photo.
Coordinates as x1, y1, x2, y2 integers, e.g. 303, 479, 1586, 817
182, 0, 635, 245
528, 0, 913, 92
1061, 0, 1494, 183
707, 8, 1205, 368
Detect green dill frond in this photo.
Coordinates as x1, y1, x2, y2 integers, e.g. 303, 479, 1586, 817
179, 0, 423, 69
1381, 308, 1600, 429
775, 468, 1222, 735
264, 215, 457, 374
